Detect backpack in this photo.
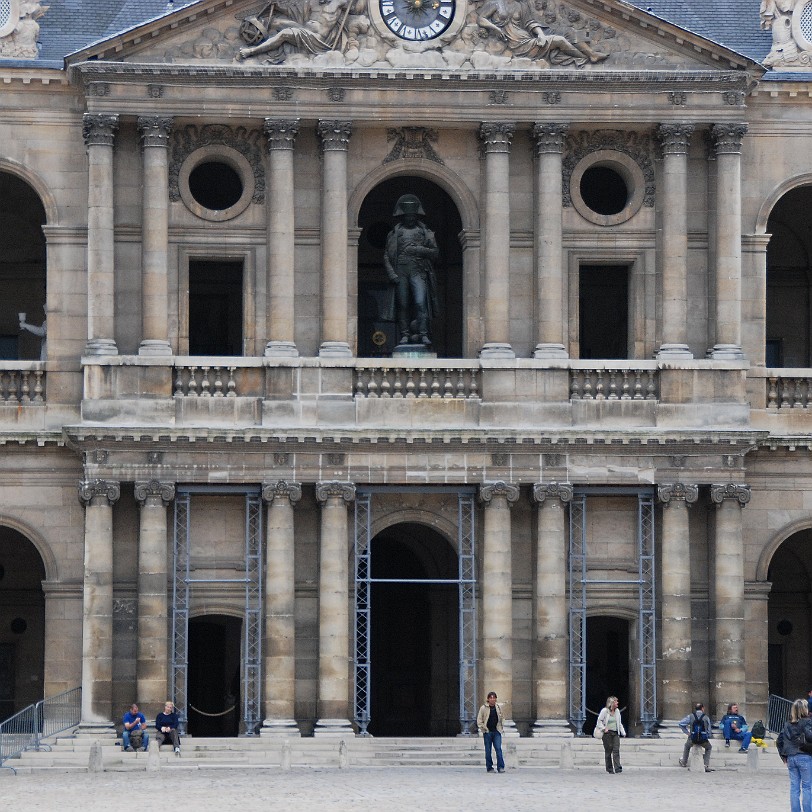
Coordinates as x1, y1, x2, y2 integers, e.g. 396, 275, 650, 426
691, 712, 708, 743
751, 720, 766, 739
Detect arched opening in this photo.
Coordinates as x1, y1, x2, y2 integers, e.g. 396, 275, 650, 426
357, 177, 463, 358
767, 529, 812, 698
766, 186, 812, 367
584, 616, 630, 736
0, 527, 46, 721
368, 522, 459, 736
0, 172, 46, 360
187, 614, 242, 736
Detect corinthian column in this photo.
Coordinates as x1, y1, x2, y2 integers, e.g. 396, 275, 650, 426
82, 114, 119, 356
314, 481, 356, 735
656, 124, 694, 359
531, 483, 572, 735
710, 483, 750, 719
134, 480, 174, 715
479, 481, 520, 734
261, 480, 302, 736
264, 119, 300, 357
317, 121, 353, 358
532, 123, 569, 359
709, 124, 748, 360
77, 479, 120, 730
657, 483, 698, 731
479, 123, 515, 358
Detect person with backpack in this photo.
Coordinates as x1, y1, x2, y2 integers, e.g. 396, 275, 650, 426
721, 702, 753, 753
678, 702, 713, 771
777, 698, 812, 812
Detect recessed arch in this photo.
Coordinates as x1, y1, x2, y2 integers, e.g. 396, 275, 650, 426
370, 510, 458, 554
0, 517, 58, 582
755, 172, 812, 235
756, 517, 812, 582
0, 158, 59, 227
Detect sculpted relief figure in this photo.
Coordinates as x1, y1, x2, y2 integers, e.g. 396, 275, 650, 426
760, 0, 812, 68
477, 0, 608, 66
0, 1, 49, 59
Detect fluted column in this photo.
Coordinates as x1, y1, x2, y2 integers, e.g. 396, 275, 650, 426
137, 116, 174, 356
77, 479, 120, 730
656, 124, 694, 359
709, 124, 748, 360
82, 114, 119, 356
261, 480, 302, 736
657, 483, 698, 731
533, 123, 569, 359
479, 481, 520, 734
134, 480, 174, 716
314, 481, 356, 735
317, 121, 353, 358
264, 119, 300, 357
531, 483, 573, 735
710, 483, 750, 719
479, 123, 515, 358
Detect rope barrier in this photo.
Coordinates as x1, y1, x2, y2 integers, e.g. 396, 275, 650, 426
188, 704, 236, 718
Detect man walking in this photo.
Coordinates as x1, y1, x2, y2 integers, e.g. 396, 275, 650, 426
477, 691, 505, 773
679, 702, 713, 772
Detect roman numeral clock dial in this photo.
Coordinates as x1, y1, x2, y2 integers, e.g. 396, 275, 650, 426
380, 0, 456, 40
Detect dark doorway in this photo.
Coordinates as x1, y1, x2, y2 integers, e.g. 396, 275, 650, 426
357, 177, 463, 358
579, 265, 629, 359
584, 616, 630, 736
188, 260, 243, 356
368, 523, 459, 736
187, 615, 242, 736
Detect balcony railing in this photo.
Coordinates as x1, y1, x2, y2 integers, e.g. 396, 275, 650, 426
354, 362, 480, 399
766, 373, 812, 409
569, 364, 659, 401
0, 363, 45, 405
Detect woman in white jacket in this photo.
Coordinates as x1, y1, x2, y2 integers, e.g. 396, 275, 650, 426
596, 696, 626, 773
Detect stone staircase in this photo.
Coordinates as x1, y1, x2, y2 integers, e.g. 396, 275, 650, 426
6, 733, 787, 774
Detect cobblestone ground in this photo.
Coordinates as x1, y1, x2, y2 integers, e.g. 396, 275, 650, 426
0, 766, 792, 811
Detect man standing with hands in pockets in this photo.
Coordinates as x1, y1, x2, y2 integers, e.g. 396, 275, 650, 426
477, 691, 506, 773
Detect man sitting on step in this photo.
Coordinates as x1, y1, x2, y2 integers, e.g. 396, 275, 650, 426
122, 703, 149, 752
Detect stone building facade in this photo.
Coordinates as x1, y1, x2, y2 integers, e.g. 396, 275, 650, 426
1, 0, 812, 738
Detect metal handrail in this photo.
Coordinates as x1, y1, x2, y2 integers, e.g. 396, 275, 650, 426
767, 693, 794, 734
0, 687, 81, 772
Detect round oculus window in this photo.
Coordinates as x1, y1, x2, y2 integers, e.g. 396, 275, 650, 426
570, 150, 646, 227
188, 162, 243, 211
178, 146, 256, 222
580, 166, 629, 216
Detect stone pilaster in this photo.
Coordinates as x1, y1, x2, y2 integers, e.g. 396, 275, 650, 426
656, 124, 694, 359
709, 124, 748, 360
657, 483, 698, 732
134, 480, 174, 716
77, 479, 120, 730
82, 114, 119, 357
317, 121, 353, 358
261, 480, 302, 736
314, 481, 356, 735
479, 481, 520, 735
137, 116, 174, 356
530, 483, 573, 735
264, 119, 300, 358
532, 123, 569, 359
479, 123, 515, 359
710, 483, 750, 719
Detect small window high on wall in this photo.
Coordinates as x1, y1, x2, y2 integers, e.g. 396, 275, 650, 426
188, 260, 243, 356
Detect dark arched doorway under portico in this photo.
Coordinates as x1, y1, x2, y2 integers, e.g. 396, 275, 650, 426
368, 523, 460, 736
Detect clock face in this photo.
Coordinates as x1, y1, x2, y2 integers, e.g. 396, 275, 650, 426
379, 0, 456, 40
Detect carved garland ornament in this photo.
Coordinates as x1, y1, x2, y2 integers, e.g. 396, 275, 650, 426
384, 127, 443, 164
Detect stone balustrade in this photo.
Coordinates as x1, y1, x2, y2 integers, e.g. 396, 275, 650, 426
0, 363, 45, 405
353, 362, 480, 400
765, 372, 812, 410
569, 364, 659, 401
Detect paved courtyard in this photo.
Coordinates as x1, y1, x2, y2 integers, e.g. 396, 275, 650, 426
0, 765, 792, 811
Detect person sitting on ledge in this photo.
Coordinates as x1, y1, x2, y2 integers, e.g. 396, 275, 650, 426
155, 700, 182, 756
122, 703, 149, 752
721, 702, 753, 753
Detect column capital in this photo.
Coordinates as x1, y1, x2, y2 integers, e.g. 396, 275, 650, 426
710, 123, 748, 155
82, 113, 119, 148
710, 483, 751, 505
657, 483, 699, 505
78, 479, 121, 507
315, 481, 356, 504
532, 122, 569, 154
479, 122, 515, 153
317, 120, 352, 151
137, 115, 174, 149
262, 480, 303, 505
656, 123, 695, 155
531, 482, 573, 505
264, 118, 300, 150
134, 479, 175, 506
479, 481, 520, 505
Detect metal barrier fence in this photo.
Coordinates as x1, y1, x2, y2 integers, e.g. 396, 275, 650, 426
767, 693, 793, 734
0, 687, 81, 772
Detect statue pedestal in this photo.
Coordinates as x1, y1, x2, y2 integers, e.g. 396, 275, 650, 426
392, 344, 437, 359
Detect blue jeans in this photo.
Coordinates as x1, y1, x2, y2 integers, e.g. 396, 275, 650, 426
122, 728, 149, 750
483, 730, 504, 771
788, 753, 812, 812
732, 730, 753, 750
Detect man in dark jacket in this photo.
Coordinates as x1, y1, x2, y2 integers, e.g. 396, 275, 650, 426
155, 700, 182, 756
678, 702, 713, 772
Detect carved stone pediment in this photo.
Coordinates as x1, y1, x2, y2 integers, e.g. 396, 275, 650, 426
66, 0, 756, 73
0, 0, 48, 59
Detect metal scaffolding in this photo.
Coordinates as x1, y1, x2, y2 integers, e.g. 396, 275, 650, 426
568, 487, 658, 737
353, 486, 477, 736
171, 485, 263, 736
